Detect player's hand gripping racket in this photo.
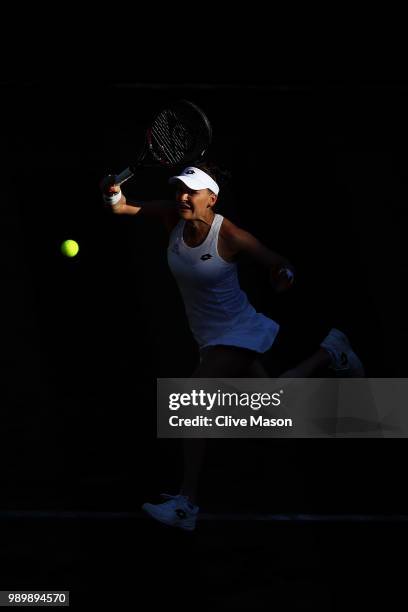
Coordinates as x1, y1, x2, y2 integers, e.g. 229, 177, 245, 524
114, 99, 212, 185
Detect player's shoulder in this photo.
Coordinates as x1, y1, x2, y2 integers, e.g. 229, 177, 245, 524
219, 216, 240, 238
219, 216, 254, 251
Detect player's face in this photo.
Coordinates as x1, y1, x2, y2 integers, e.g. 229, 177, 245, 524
175, 182, 216, 218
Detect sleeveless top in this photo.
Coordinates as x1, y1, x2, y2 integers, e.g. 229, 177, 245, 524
167, 213, 279, 353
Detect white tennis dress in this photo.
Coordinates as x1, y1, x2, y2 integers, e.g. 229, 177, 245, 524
167, 214, 279, 353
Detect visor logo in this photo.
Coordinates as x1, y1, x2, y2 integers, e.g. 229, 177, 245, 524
185, 169, 195, 174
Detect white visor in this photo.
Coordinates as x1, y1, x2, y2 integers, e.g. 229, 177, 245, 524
168, 166, 219, 195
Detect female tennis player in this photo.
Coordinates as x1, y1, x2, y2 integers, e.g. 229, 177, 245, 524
101, 163, 364, 531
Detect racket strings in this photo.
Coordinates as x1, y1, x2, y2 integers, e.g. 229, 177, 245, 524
152, 129, 184, 164
151, 123, 182, 164
151, 110, 198, 164
151, 129, 189, 163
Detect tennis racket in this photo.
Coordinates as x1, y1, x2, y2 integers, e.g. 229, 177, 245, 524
114, 99, 212, 185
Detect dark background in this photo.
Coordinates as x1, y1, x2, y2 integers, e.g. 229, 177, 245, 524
2, 81, 408, 516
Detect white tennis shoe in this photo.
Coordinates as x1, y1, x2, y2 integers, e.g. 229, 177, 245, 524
142, 494, 199, 531
320, 328, 365, 376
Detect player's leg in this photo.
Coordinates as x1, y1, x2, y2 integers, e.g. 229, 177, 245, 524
279, 328, 365, 378
248, 327, 365, 379
278, 348, 331, 377
180, 345, 258, 502
246, 358, 270, 377
142, 345, 258, 530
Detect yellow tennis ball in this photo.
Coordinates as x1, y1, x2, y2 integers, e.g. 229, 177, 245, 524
61, 239, 79, 258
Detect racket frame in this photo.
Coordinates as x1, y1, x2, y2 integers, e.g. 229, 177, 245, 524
114, 101, 211, 186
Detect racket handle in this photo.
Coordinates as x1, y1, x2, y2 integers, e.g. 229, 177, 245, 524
115, 167, 136, 185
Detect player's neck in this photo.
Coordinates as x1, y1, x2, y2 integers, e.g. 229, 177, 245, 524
187, 211, 215, 233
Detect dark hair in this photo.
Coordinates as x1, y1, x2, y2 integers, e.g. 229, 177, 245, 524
191, 161, 240, 220
193, 161, 232, 192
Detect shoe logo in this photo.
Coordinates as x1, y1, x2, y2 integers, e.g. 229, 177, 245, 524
176, 509, 187, 519
340, 352, 348, 367
200, 253, 213, 261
